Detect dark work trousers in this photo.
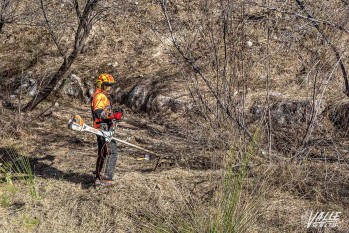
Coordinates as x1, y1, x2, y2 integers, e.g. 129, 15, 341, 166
96, 135, 117, 180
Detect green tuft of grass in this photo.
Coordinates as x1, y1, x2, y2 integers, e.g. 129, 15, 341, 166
0, 182, 18, 208
209, 131, 263, 233
0, 146, 38, 199
22, 213, 40, 230
0, 192, 11, 208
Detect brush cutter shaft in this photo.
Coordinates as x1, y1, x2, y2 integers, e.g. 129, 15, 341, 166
81, 123, 114, 141
69, 120, 157, 156
111, 137, 155, 155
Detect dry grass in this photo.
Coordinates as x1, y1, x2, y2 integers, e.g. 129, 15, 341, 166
1, 0, 349, 232
1, 107, 349, 232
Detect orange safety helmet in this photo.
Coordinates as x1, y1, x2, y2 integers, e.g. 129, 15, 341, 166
96, 73, 115, 89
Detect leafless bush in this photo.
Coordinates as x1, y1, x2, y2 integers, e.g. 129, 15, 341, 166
23, 0, 107, 111
0, 0, 19, 33
160, 0, 349, 161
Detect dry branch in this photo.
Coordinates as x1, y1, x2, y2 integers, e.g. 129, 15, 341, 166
23, 0, 101, 111
160, 0, 252, 139
39, 0, 65, 57
295, 0, 349, 97
252, 2, 349, 35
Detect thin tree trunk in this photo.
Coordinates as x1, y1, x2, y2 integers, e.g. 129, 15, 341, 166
266, 0, 272, 162
0, 21, 4, 33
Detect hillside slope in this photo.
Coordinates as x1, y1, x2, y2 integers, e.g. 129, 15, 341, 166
1, 0, 349, 232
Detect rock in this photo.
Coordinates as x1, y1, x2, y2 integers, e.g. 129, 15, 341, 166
145, 94, 186, 113
107, 62, 119, 68
251, 104, 263, 117
124, 84, 186, 113
87, 88, 94, 98
84, 79, 95, 98
250, 98, 326, 154
126, 84, 150, 111
153, 95, 171, 112
168, 99, 186, 113
63, 74, 86, 102
27, 78, 38, 97
271, 100, 310, 125
145, 93, 156, 111
2, 100, 16, 110
258, 74, 267, 82
270, 92, 284, 98
250, 99, 326, 126
64, 74, 81, 97
13, 72, 38, 97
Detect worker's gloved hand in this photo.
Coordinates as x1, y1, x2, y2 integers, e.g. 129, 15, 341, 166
110, 108, 124, 121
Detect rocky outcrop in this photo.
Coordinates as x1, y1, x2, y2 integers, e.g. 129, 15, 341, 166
58, 74, 95, 102
250, 98, 325, 126
62, 74, 86, 102
122, 84, 186, 113
12, 72, 38, 97
146, 94, 185, 113
125, 84, 150, 111
249, 98, 326, 154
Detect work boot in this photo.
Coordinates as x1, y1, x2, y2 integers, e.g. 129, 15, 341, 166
92, 172, 114, 181
94, 179, 114, 187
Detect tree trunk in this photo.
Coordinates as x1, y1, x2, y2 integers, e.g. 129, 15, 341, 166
23, 51, 78, 111
0, 21, 4, 33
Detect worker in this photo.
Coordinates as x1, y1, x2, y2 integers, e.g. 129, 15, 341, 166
91, 73, 123, 187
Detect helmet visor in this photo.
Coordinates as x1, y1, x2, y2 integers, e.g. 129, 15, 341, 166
103, 82, 115, 87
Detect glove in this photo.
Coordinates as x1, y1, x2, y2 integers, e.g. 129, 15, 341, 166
110, 108, 123, 121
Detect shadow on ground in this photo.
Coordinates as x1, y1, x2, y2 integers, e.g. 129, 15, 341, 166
32, 156, 96, 189
0, 147, 95, 189
1, 146, 164, 189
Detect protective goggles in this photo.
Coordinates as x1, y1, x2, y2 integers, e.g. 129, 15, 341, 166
103, 82, 115, 87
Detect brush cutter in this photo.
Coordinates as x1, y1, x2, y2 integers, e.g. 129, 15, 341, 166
67, 115, 161, 171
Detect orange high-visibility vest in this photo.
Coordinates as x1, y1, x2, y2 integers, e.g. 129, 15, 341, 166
91, 88, 112, 129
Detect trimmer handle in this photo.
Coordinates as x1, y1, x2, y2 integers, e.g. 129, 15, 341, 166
68, 115, 85, 131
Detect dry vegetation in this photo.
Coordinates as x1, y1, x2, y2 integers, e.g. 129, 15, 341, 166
1, 0, 349, 232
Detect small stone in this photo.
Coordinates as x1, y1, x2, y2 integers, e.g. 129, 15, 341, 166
252, 104, 263, 116
107, 62, 118, 67
270, 92, 283, 97
259, 75, 267, 81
